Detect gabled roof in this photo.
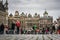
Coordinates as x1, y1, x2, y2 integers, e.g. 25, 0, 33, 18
28, 13, 32, 18
43, 10, 48, 15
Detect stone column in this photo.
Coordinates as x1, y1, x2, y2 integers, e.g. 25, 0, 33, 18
5, 15, 8, 25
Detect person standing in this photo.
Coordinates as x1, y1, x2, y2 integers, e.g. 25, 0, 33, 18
11, 21, 15, 34
36, 28, 40, 34
42, 27, 45, 34
55, 23, 59, 31
0, 23, 4, 34
4, 24, 9, 34
16, 20, 20, 34
42, 25, 46, 34
52, 24, 55, 33
32, 24, 37, 34
57, 25, 60, 34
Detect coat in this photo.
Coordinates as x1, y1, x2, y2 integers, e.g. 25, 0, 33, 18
11, 22, 15, 30
16, 21, 20, 27
0, 24, 4, 31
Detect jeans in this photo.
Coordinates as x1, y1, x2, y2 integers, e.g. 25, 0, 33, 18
17, 27, 19, 34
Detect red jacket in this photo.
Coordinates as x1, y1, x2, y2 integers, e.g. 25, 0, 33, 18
58, 30, 60, 34
16, 21, 20, 27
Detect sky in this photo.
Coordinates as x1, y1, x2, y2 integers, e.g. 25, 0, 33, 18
3, 0, 60, 20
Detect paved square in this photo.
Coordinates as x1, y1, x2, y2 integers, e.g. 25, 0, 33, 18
0, 34, 60, 40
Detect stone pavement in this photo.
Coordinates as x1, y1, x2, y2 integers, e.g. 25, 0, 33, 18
0, 34, 60, 40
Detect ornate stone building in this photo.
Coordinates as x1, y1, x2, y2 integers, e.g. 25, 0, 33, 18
0, 0, 53, 29
0, 0, 8, 25
57, 17, 60, 25
8, 10, 53, 29
39, 10, 53, 27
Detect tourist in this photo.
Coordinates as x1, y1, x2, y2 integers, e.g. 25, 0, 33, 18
16, 20, 20, 34
52, 24, 55, 33
55, 23, 59, 31
36, 28, 40, 34
11, 21, 15, 34
20, 28, 23, 34
57, 25, 60, 34
32, 24, 37, 34
4, 24, 9, 34
0, 23, 4, 34
45, 28, 48, 34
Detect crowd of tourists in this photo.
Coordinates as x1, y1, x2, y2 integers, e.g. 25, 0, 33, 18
0, 20, 60, 34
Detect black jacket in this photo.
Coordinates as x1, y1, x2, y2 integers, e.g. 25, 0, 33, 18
11, 22, 15, 30
0, 24, 4, 31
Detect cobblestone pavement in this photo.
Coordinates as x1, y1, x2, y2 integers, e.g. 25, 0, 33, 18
0, 34, 60, 40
